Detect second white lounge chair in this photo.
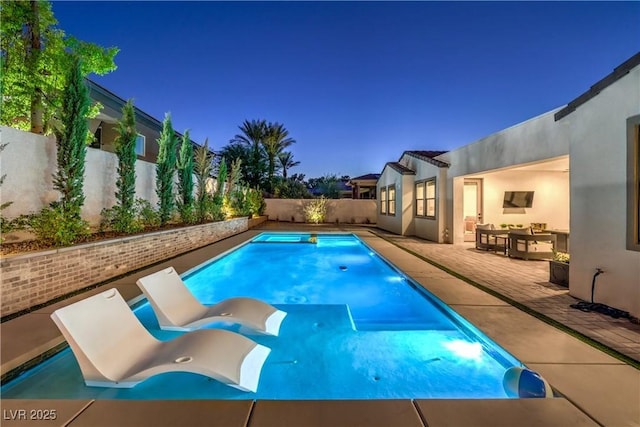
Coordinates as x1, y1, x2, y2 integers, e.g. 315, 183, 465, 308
136, 267, 287, 336
50, 288, 270, 392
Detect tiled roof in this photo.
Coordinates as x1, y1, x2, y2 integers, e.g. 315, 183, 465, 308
385, 162, 416, 175
403, 150, 450, 168
350, 173, 381, 181
555, 51, 640, 121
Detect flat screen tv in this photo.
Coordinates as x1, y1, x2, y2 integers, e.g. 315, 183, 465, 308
503, 191, 534, 208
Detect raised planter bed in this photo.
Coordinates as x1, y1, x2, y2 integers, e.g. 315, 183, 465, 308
0, 218, 248, 317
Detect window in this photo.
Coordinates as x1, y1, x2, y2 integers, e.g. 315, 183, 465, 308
628, 115, 640, 251
426, 179, 436, 218
135, 134, 145, 156
388, 186, 396, 215
380, 187, 387, 214
415, 178, 436, 218
416, 182, 425, 216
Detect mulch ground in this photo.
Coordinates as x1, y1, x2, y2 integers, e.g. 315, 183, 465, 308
0, 223, 189, 257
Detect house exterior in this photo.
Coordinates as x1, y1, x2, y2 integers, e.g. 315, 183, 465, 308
377, 52, 640, 318
87, 79, 197, 163
347, 173, 381, 199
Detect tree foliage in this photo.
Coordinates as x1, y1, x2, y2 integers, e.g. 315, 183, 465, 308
263, 122, 295, 192
177, 130, 195, 223
278, 151, 300, 179
0, 0, 118, 134
307, 174, 344, 199
53, 56, 89, 213
223, 119, 298, 194
229, 119, 268, 189
155, 114, 177, 225
111, 100, 138, 232
193, 138, 213, 223
43, 55, 90, 245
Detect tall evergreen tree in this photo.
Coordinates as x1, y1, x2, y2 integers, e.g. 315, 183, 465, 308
177, 130, 195, 223
53, 55, 89, 217
155, 114, 177, 225
113, 100, 138, 231
194, 138, 213, 223
36, 54, 91, 246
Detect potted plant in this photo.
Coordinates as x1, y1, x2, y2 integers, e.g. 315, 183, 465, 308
549, 251, 570, 287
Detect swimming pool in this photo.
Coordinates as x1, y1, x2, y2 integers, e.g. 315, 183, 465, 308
2, 232, 523, 399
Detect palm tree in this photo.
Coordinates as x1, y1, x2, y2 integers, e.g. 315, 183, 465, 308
263, 122, 295, 191
230, 119, 268, 188
278, 151, 300, 179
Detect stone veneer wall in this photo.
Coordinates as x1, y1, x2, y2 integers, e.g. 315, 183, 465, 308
0, 218, 248, 317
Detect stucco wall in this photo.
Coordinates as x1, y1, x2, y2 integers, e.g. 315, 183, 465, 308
264, 199, 376, 224
438, 110, 570, 243
399, 155, 449, 242
480, 169, 570, 230
565, 66, 640, 317
0, 126, 159, 225
376, 167, 404, 234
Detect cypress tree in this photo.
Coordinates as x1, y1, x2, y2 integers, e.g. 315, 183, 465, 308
49, 55, 89, 244
155, 114, 177, 225
113, 100, 138, 231
194, 139, 213, 223
177, 130, 194, 223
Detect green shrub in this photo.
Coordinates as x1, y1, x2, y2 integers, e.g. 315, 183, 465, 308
304, 196, 328, 224
29, 204, 89, 247
553, 251, 570, 264
245, 188, 266, 217
99, 205, 142, 233
134, 198, 160, 228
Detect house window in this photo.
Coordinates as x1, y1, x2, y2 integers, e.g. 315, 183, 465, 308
416, 182, 425, 216
628, 116, 640, 251
135, 134, 145, 156
426, 179, 436, 218
380, 187, 387, 214
388, 186, 396, 215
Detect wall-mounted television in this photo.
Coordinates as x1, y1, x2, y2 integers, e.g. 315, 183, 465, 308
503, 191, 534, 208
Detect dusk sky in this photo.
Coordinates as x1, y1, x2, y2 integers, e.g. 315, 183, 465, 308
52, 1, 639, 179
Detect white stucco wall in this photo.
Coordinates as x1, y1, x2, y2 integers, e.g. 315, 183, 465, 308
376, 166, 407, 234
398, 153, 449, 242
564, 66, 640, 317
480, 169, 570, 231
438, 110, 570, 243
264, 198, 376, 224
0, 126, 159, 226
1, 126, 58, 217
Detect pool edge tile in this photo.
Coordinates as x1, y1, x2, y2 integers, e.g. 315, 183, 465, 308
415, 398, 600, 427
249, 400, 425, 427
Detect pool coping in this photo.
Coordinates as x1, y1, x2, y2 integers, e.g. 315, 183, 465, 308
1, 226, 638, 426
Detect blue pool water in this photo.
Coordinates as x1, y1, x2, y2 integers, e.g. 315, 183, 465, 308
2, 233, 522, 399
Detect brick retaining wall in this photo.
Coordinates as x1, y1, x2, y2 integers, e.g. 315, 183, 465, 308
0, 218, 248, 316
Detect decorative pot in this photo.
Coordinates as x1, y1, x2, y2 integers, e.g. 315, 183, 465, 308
549, 260, 569, 287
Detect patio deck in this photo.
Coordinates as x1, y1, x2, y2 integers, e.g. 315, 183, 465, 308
1, 222, 638, 426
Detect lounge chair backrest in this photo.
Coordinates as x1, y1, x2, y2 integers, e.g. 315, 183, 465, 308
50, 289, 158, 383
136, 267, 206, 327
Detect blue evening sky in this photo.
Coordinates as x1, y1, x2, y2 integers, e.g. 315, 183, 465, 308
52, 1, 640, 179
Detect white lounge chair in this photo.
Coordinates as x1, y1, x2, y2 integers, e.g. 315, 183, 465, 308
50, 288, 270, 392
136, 267, 287, 336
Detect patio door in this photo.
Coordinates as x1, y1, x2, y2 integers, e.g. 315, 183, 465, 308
463, 179, 483, 242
